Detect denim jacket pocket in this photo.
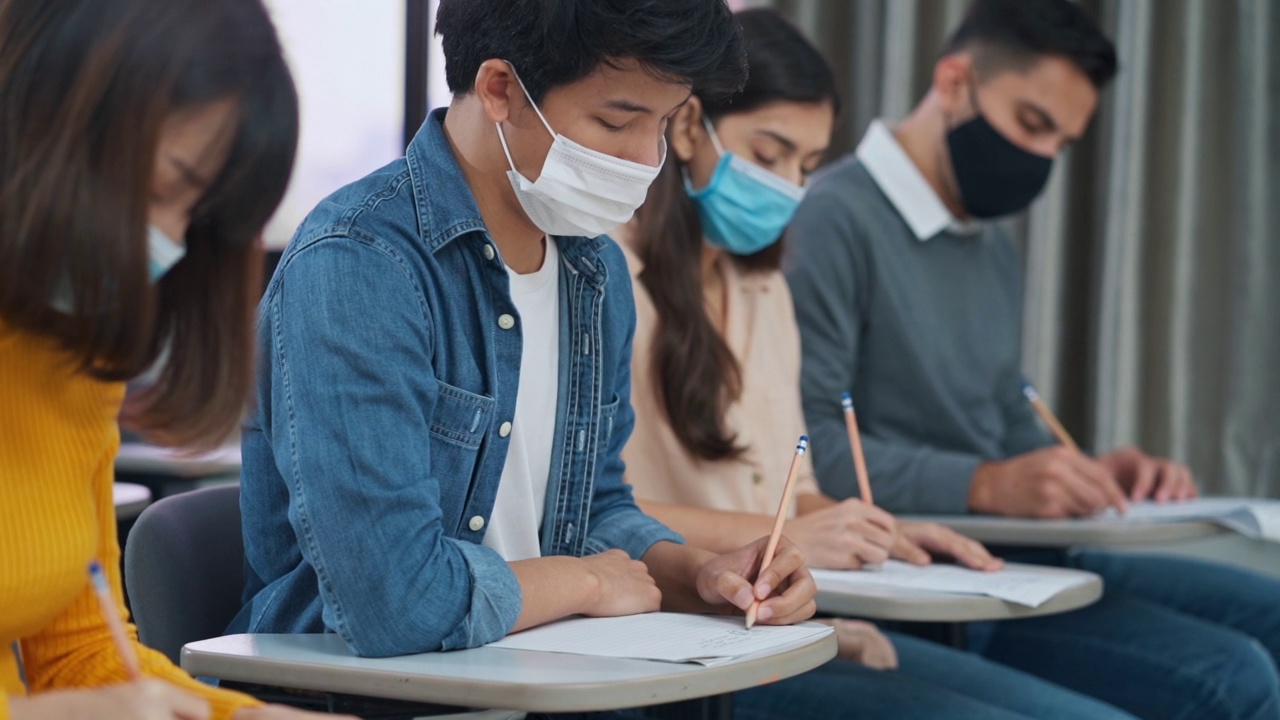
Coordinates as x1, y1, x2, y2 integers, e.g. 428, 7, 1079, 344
429, 382, 494, 448
598, 395, 620, 445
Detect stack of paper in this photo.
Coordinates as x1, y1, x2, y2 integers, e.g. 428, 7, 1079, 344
1106, 498, 1280, 542
487, 613, 832, 666
811, 561, 1092, 607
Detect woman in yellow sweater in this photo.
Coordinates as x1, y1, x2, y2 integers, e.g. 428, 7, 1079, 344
0, 2, 347, 719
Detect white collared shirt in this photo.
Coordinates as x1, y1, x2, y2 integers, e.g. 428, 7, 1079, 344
855, 120, 981, 241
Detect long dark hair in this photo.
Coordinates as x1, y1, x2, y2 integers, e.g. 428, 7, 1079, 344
631, 8, 838, 462
0, 0, 298, 447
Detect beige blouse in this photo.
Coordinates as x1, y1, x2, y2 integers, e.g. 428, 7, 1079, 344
620, 241, 820, 516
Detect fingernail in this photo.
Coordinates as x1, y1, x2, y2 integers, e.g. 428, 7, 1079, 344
756, 583, 773, 600
757, 605, 774, 622
735, 588, 754, 607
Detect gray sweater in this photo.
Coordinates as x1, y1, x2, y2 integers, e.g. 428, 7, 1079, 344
784, 157, 1052, 514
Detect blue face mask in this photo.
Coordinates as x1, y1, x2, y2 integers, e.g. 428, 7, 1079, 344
684, 119, 806, 256
147, 225, 186, 281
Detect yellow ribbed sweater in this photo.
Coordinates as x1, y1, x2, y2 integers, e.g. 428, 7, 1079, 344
0, 322, 259, 719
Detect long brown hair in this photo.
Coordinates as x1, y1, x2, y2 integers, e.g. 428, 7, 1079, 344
631, 8, 839, 461
0, 0, 298, 447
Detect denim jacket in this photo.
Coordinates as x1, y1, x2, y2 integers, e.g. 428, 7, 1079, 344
230, 109, 682, 657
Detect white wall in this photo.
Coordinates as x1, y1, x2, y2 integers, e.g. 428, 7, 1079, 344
427, 0, 450, 112
262, 0, 406, 248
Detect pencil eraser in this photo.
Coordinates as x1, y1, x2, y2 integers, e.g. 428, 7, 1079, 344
841, 392, 854, 410
797, 435, 809, 453
1021, 384, 1037, 400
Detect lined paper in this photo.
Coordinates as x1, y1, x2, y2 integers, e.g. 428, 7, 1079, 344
1107, 498, 1280, 541
812, 561, 1092, 607
487, 613, 832, 666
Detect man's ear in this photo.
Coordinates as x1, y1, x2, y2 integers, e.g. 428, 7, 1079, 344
475, 59, 522, 124
669, 95, 706, 164
934, 53, 976, 120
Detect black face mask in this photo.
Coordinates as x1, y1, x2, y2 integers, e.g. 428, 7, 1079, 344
946, 110, 1054, 219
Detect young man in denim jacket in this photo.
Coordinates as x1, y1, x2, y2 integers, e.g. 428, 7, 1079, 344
231, 0, 817, 658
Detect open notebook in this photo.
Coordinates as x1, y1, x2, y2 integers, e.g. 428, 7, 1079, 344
811, 561, 1093, 607
486, 613, 832, 666
1104, 498, 1280, 541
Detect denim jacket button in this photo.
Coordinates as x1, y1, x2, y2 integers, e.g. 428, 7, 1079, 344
483, 244, 496, 261
498, 314, 515, 330
499, 421, 512, 438
468, 515, 485, 532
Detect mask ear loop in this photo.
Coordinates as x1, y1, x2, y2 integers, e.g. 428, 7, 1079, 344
949, 70, 986, 130
683, 115, 727, 192
496, 61, 558, 175
504, 61, 556, 137
701, 116, 727, 157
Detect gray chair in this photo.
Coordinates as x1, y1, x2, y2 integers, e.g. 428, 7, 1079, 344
124, 484, 244, 664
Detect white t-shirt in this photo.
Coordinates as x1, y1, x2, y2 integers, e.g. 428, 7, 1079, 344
482, 238, 560, 562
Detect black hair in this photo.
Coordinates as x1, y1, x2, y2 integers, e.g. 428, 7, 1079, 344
435, 0, 748, 104
632, 8, 838, 462
704, 8, 841, 121
943, 0, 1118, 89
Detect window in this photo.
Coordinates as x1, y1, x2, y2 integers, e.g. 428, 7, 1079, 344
261, 0, 407, 247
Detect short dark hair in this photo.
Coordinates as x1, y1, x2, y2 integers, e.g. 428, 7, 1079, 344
943, 0, 1118, 89
633, 8, 838, 462
0, 0, 298, 446
435, 0, 748, 105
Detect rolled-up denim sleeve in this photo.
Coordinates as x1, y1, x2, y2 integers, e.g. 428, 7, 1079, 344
582, 251, 683, 558
268, 236, 520, 656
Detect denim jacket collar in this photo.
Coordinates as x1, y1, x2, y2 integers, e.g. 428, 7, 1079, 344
406, 108, 610, 288
405, 109, 489, 254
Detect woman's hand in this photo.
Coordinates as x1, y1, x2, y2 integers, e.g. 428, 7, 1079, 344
785, 499, 896, 570
233, 706, 359, 720
892, 521, 1003, 571
816, 618, 897, 669
9, 679, 209, 720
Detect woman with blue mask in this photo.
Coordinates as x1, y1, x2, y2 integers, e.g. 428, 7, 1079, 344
620, 8, 1135, 720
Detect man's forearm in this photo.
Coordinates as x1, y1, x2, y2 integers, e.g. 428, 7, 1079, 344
508, 556, 595, 633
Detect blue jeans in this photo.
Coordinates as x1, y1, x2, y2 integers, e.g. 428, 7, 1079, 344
970, 551, 1280, 720
733, 631, 1132, 720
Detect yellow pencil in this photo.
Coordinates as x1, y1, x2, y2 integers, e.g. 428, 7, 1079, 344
89, 560, 142, 680
1022, 383, 1080, 452
745, 435, 808, 629
841, 392, 874, 506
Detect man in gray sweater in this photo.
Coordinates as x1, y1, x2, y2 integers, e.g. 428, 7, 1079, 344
787, 1, 1280, 717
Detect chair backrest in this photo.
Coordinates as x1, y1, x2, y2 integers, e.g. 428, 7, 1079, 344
124, 484, 243, 664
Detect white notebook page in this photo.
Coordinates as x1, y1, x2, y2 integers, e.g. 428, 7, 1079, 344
812, 561, 1093, 607
487, 613, 832, 666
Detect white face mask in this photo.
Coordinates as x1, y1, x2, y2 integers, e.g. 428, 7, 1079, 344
496, 66, 666, 238
147, 224, 186, 280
